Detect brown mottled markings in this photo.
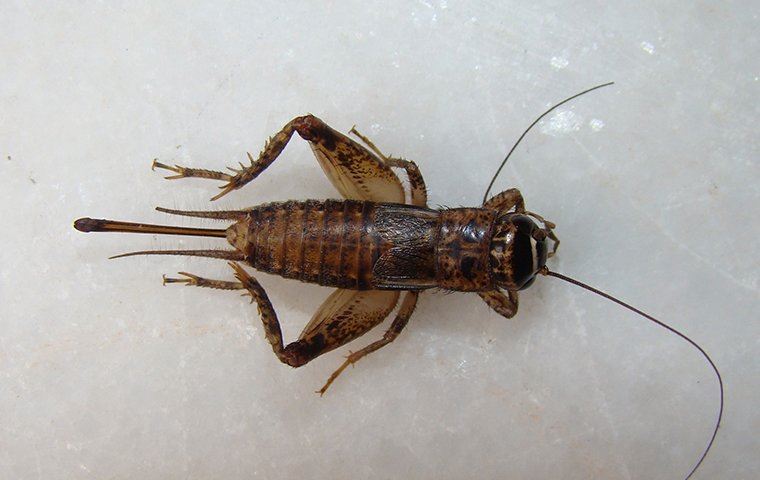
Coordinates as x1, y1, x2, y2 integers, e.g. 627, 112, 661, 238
81, 113, 552, 398
253, 206, 269, 271
337, 201, 350, 280
338, 201, 358, 286
297, 201, 312, 279
281, 202, 304, 279
244, 200, 445, 290
358, 201, 373, 289
269, 206, 288, 274
318, 200, 342, 285
244, 209, 259, 260
435, 208, 496, 291
301, 201, 324, 282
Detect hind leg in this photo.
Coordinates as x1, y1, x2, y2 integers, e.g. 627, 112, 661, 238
163, 263, 313, 366
227, 262, 400, 369
153, 116, 303, 201
154, 115, 408, 203
165, 264, 403, 379
317, 291, 418, 395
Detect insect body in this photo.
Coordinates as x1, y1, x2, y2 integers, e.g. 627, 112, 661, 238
75, 113, 555, 392
74, 86, 722, 479
210, 199, 546, 294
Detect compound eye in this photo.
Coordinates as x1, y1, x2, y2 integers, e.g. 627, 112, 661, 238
519, 275, 537, 290
532, 229, 547, 241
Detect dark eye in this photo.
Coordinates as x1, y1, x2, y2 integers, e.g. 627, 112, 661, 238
520, 275, 537, 290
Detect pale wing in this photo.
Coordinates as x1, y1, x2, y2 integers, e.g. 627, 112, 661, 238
310, 140, 405, 203
299, 289, 400, 345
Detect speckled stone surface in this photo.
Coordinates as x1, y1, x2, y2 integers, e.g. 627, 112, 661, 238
1, 2, 757, 479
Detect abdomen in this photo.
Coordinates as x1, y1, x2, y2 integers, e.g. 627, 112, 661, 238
245, 200, 440, 290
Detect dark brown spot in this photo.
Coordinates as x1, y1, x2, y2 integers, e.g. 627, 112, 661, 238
460, 256, 477, 280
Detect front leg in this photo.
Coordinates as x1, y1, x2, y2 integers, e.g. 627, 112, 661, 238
478, 289, 519, 319
484, 189, 559, 256
525, 211, 560, 257
483, 188, 525, 213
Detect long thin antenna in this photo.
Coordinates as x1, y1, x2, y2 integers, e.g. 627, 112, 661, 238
539, 267, 723, 480
482, 82, 615, 205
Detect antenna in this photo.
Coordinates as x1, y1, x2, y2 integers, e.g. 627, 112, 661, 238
539, 267, 723, 480
482, 82, 614, 204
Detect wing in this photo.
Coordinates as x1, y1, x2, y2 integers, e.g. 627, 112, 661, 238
298, 289, 401, 352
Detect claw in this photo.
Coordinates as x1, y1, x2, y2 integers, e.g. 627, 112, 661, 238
152, 160, 186, 179
211, 181, 238, 201
226, 162, 247, 174
153, 159, 235, 185
228, 262, 249, 280
152, 160, 175, 173
224, 162, 246, 174
162, 272, 199, 286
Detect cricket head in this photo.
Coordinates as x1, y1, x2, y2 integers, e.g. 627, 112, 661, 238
489, 213, 549, 290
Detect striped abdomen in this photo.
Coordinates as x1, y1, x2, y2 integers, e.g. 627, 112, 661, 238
238, 200, 439, 290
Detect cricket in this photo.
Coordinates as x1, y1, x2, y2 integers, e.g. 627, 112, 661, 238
74, 83, 722, 479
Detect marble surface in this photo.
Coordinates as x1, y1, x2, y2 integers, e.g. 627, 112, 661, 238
1, 2, 758, 479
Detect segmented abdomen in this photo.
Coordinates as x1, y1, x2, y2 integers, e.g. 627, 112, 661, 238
246, 200, 376, 289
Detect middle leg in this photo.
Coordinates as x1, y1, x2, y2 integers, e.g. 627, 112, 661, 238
483, 188, 525, 213
349, 126, 428, 207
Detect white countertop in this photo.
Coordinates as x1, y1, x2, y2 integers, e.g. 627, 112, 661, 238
2, 2, 757, 479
